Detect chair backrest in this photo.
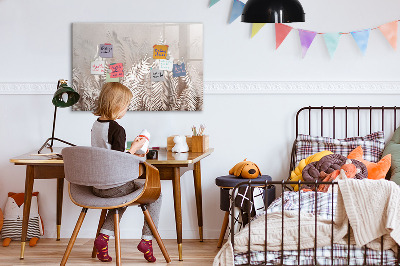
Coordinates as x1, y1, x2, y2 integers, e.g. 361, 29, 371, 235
62, 146, 145, 187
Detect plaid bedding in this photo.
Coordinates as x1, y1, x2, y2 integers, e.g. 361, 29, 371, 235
234, 191, 397, 265
294, 131, 385, 166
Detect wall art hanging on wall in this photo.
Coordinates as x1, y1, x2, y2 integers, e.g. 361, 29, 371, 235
72, 23, 203, 111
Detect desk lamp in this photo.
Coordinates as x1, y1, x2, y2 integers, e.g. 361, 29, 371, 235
241, 0, 305, 23
38, 79, 80, 154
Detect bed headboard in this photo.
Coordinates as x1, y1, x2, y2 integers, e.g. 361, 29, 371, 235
290, 106, 400, 179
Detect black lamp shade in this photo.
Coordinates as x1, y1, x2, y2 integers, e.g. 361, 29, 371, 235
242, 0, 305, 23
52, 84, 80, 108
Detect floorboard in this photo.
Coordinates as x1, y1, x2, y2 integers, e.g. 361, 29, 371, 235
0, 239, 222, 265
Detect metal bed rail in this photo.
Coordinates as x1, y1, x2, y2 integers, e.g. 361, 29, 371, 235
230, 180, 400, 266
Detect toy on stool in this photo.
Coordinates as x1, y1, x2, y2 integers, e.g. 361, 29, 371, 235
1, 192, 44, 247
229, 159, 261, 179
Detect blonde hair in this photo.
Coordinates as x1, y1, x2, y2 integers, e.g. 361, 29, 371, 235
93, 82, 133, 120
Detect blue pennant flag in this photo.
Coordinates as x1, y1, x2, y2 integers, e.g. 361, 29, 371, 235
209, 0, 221, 7
229, 0, 245, 24
323, 33, 341, 58
351, 29, 371, 55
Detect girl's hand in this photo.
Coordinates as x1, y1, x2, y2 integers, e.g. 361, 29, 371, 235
134, 148, 149, 157
129, 137, 147, 155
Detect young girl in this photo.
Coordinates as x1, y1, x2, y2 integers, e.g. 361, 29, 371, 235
91, 82, 162, 263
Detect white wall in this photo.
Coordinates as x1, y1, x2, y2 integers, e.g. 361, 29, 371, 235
1, 0, 400, 240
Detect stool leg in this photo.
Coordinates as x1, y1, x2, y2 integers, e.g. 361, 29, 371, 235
217, 211, 230, 248
114, 209, 121, 266
92, 209, 107, 258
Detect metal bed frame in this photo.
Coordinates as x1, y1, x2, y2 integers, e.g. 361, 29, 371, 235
230, 106, 400, 266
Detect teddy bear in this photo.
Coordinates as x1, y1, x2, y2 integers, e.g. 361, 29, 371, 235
172, 135, 189, 153
229, 159, 261, 179
1, 192, 44, 247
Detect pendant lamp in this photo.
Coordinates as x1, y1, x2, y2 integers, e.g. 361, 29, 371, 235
242, 0, 305, 23
38, 79, 80, 154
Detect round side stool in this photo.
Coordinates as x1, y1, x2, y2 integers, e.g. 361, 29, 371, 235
215, 175, 275, 248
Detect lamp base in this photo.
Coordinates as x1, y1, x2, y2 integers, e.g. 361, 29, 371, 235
38, 137, 76, 154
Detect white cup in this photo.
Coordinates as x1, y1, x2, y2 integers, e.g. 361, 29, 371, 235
135, 129, 150, 154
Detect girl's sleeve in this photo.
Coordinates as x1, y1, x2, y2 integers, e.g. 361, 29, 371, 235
108, 121, 126, 152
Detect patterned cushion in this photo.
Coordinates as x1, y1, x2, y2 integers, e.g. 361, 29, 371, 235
295, 131, 385, 166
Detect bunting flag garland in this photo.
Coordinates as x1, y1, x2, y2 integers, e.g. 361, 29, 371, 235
229, 0, 245, 24
208, 5, 400, 57
323, 33, 341, 58
298, 29, 317, 58
251, 23, 266, 38
351, 29, 370, 55
209, 0, 220, 8
378, 21, 398, 50
275, 23, 293, 49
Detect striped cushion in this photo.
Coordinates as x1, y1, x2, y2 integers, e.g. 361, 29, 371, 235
295, 131, 385, 166
1, 217, 41, 240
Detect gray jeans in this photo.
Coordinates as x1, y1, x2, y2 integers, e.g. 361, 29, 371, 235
92, 180, 162, 240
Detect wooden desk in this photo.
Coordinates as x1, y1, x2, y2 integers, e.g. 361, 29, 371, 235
10, 147, 213, 261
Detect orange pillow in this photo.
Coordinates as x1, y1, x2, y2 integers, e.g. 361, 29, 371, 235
347, 146, 391, 180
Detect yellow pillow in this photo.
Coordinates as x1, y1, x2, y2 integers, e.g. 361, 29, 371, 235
290, 150, 333, 191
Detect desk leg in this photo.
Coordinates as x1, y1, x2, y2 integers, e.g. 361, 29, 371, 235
20, 165, 35, 259
172, 167, 183, 261
56, 178, 64, 241
193, 161, 203, 242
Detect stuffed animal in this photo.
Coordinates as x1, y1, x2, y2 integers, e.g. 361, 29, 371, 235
0, 208, 3, 232
229, 159, 261, 179
172, 135, 189, 153
1, 192, 44, 247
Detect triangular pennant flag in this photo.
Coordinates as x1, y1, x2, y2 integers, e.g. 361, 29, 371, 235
275, 23, 293, 49
298, 29, 317, 58
323, 33, 341, 58
251, 23, 266, 38
229, 0, 245, 24
351, 29, 370, 55
209, 0, 220, 7
378, 21, 398, 50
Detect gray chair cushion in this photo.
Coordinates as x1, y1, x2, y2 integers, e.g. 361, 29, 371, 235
69, 180, 145, 208
62, 146, 145, 188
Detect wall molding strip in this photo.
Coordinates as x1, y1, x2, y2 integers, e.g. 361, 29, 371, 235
0, 81, 399, 95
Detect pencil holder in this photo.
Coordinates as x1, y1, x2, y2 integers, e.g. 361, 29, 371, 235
191, 135, 209, 153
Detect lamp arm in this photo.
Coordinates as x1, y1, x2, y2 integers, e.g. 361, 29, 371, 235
50, 105, 57, 148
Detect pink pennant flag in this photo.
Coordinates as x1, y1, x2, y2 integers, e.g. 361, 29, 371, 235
378, 21, 398, 50
298, 29, 317, 58
275, 23, 293, 49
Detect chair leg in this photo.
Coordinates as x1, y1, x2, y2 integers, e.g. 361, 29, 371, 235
60, 208, 88, 266
217, 211, 230, 248
114, 209, 121, 266
141, 205, 171, 263
91, 209, 108, 258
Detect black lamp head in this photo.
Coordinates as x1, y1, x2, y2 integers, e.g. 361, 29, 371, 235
242, 0, 305, 23
52, 80, 80, 108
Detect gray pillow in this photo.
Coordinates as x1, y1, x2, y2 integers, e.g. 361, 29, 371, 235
382, 126, 400, 184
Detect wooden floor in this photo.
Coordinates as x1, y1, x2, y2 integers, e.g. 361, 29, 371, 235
0, 239, 221, 265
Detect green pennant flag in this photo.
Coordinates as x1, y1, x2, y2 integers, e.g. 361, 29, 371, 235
209, 0, 220, 7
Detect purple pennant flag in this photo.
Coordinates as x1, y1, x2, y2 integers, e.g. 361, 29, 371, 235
229, 0, 245, 24
298, 29, 317, 58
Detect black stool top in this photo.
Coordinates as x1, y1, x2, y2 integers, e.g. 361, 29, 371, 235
215, 175, 272, 188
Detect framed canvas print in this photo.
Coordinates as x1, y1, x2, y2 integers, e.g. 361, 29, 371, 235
72, 23, 203, 111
